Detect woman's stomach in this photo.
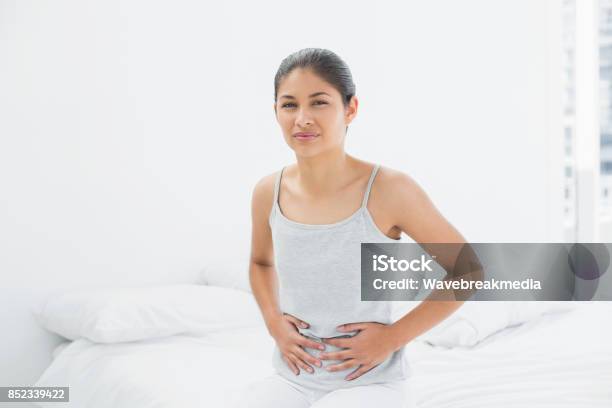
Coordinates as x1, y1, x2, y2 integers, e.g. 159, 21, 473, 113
278, 296, 395, 340
271, 330, 409, 392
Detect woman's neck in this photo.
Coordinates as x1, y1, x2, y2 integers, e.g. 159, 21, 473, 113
293, 151, 360, 196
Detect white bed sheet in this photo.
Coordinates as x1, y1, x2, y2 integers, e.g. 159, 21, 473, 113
405, 302, 612, 408
34, 303, 612, 408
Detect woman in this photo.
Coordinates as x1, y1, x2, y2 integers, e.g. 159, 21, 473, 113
237, 48, 467, 407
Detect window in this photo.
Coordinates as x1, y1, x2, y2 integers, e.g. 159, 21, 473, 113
601, 0, 612, 213
563, 0, 577, 229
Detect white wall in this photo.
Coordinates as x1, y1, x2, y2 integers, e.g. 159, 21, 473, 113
0, 0, 565, 387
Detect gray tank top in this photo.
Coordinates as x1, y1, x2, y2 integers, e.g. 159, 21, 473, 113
269, 163, 411, 391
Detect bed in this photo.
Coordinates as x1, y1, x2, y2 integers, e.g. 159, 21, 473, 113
32, 285, 612, 408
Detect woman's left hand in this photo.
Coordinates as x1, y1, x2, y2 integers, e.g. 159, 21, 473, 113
320, 322, 400, 381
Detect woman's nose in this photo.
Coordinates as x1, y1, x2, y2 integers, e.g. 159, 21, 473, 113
295, 109, 313, 127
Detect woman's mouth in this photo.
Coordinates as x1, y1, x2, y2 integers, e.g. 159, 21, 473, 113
293, 132, 319, 141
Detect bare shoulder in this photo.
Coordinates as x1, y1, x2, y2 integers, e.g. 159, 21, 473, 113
366, 165, 425, 240
371, 165, 426, 208
251, 170, 278, 216
371, 165, 465, 243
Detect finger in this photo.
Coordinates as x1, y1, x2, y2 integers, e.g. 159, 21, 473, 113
283, 313, 309, 329
319, 349, 351, 361
337, 322, 369, 332
322, 337, 348, 348
346, 363, 377, 381
293, 346, 322, 368
325, 358, 359, 372
282, 354, 299, 376
289, 355, 305, 376
291, 352, 314, 374
296, 335, 326, 351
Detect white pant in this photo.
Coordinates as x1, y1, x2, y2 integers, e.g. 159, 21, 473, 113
232, 373, 415, 408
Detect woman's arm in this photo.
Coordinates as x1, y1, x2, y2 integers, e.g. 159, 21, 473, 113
382, 169, 471, 350
249, 174, 325, 375
249, 175, 283, 330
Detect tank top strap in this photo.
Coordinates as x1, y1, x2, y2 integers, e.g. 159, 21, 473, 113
273, 166, 285, 206
361, 164, 381, 209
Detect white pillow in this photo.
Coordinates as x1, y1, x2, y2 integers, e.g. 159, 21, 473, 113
32, 284, 264, 343
199, 256, 252, 293
393, 301, 574, 348
51, 341, 71, 359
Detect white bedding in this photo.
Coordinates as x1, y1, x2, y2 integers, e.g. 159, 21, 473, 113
405, 302, 612, 408
34, 303, 612, 408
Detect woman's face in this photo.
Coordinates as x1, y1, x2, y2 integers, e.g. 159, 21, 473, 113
274, 68, 357, 157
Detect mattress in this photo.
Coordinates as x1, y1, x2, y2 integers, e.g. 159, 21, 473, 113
34, 302, 612, 408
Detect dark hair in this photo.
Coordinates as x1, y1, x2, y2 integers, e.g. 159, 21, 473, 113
274, 48, 356, 108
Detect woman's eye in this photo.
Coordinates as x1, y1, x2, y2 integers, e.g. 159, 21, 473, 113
281, 101, 327, 108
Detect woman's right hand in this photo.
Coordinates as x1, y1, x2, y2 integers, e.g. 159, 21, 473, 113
268, 312, 325, 375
